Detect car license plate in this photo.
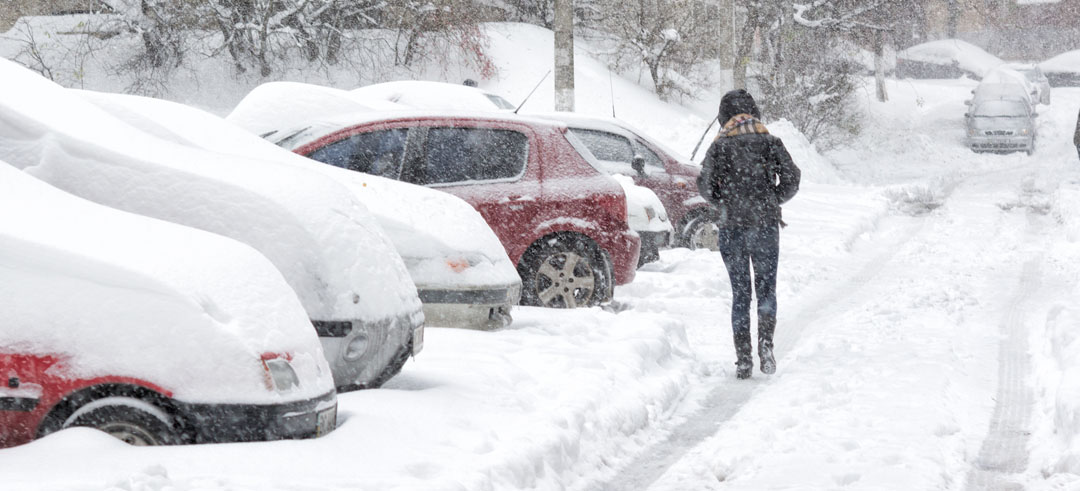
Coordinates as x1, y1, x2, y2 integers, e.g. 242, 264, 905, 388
316, 405, 336, 437
412, 325, 424, 355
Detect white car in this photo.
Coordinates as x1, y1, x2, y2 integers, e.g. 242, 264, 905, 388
0, 59, 424, 391
979, 67, 1041, 108
0, 162, 336, 447
611, 175, 673, 265
351, 80, 518, 112
80, 86, 522, 331
1001, 63, 1052, 105
896, 39, 1003, 80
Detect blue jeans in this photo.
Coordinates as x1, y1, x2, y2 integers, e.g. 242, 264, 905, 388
718, 225, 779, 335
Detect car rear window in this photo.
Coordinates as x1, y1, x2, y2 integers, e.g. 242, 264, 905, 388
422, 127, 528, 184
307, 129, 408, 179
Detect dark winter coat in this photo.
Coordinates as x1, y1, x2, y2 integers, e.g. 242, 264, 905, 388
697, 90, 801, 228
1074, 108, 1080, 156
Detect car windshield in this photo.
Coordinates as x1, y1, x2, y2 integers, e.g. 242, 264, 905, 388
973, 101, 1028, 117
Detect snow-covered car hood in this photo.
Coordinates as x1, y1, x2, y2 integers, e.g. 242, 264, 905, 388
351, 80, 516, 112
76, 89, 520, 291
611, 174, 673, 234
0, 59, 420, 324
0, 162, 333, 404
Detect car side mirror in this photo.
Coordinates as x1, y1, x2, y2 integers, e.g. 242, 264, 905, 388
964, 113, 971, 118
631, 155, 646, 177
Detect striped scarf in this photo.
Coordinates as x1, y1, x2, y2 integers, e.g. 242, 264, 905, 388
717, 113, 769, 139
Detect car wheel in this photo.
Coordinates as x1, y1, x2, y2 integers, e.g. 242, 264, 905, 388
682, 214, 720, 251
64, 397, 181, 446
519, 235, 608, 308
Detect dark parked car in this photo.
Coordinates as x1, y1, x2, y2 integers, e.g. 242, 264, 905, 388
229, 86, 640, 309
536, 113, 717, 251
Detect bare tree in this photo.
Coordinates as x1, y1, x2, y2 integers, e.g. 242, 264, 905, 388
598, 0, 716, 99
792, 0, 923, 102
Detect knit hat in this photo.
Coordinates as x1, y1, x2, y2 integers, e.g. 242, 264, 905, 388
718, 89, 761, 123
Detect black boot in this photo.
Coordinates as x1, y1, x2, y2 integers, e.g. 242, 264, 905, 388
758, 315, 776, 374
734, 330, 753, 379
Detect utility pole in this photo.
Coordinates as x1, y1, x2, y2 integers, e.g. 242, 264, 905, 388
554, 0, 575, 111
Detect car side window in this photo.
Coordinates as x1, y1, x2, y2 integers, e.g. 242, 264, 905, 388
632, 140, 665, 169
307, 129, 408, 179
572, 129, 635, 163
422, 127, 528, 185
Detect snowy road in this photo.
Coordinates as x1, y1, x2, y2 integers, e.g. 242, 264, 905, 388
2, 80, 1079, 491
602, 84, 1080, 491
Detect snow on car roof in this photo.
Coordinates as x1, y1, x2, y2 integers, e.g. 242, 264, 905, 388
81, 89, 520, 290
227, 81, 569, 152
351, 80, 518, 112
528, 111, 692, 165
0, 161, 332, 402
897, 39, 1003, 78
1040, 50, 1080, 73
0, 58, 420, 323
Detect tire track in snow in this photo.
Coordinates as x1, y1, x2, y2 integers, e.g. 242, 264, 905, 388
599, 217, 927, 491
963, 246, 1040, 490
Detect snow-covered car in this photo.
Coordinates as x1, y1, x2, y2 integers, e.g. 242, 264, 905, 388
78, 88, 522, 331
530, 112, 714, 251
0, 59, 424, 391
896, 39, 1003, 80
1002, 63, 1052, 105
229, 83, 641, 309
610, 175, 673, 265
351, 80, 517, 112
0, 162, 337, 448
977, 68, 1040, 108
965, 98, 1037, 155
1039, 50, 1080, 87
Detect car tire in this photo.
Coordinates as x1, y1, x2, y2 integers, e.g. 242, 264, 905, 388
518, 235, 609, 308
64, 396, 181, 446
681, 214, 720, 251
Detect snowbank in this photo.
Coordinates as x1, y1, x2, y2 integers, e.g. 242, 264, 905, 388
0, 162, 331, 403
0, 58, 420, 324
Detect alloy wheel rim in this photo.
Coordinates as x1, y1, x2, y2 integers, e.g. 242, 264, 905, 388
535, 252, 595, 308
690, 221, 720, 251
100, 422, 159, 446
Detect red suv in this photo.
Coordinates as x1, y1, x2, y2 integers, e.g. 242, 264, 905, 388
240, 105, 640, 309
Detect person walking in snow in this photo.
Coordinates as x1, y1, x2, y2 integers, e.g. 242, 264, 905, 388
697, 89, 801, 380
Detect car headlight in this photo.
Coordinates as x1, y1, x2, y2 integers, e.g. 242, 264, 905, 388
967, 128, 977, 137
343, 330, 370, 362
263, 358, 299, 392
1020, 128, 1030, 135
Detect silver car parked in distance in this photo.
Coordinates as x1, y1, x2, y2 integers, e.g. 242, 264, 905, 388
965, 97, 1038, 155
